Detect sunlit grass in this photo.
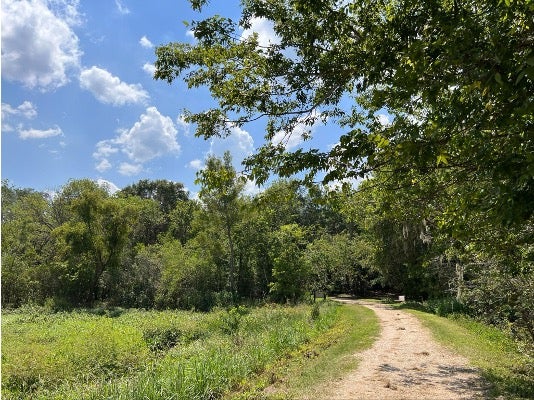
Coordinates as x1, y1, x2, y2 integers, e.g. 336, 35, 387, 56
2, 302, 344, 399
228, 301, 380, 399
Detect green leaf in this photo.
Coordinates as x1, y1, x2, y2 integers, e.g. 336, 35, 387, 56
436, 153, 448, 166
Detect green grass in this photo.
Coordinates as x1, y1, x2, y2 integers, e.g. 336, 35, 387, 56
2, 302, 352, 400
399, 307, 533, 399
228, 301, 380, 399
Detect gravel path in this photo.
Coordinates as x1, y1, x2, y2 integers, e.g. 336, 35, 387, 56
324, 299, 489, 400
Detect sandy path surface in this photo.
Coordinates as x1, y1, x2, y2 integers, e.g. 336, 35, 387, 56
324, 299, 489, 400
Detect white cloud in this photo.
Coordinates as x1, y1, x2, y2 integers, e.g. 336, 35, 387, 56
188, 159, 203, 170
79, 66, 149, 106
2, 101, 38, 133
272, 130, 303, 150
2, 101, 37, 120
186, 30, 195, 40
325, 176, 363, 192
96, 178, 120, 194
119, 162, 142, 176
176, 115, 191, 136
240, 17, 280, 48
95, 158, 112, 172
209, 124, 254, 166
376, 113, 391, 127
93, 107, 181, 175
117, 107, 180, 162
1, 0, 82, 91
48, 0, 83, 26
272, 111, 322, 150
115, 0, 130, 15
93, 140, 119, 159
243, 179, 263, 196
19, 126, 63, 139
2, 124, 15, 133
139, 35, 153, 48
142, 62, 156, 76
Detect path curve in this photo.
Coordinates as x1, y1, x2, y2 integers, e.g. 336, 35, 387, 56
326, 299, 489, 400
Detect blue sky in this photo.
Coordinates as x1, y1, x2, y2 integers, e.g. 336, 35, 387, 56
2, 0, 359, 196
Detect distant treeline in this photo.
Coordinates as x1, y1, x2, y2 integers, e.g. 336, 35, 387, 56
2, 153, 533, 346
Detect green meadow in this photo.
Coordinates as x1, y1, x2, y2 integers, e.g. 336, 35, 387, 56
2, 301, 378, 400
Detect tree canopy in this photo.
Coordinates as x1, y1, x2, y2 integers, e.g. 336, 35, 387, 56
155, 0, 533, 225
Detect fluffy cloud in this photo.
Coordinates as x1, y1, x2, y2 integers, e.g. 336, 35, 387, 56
240, 17, 280, 48
376, 113, 392, 127
95, 158, 112, 173
209, 124, 254, 166
186, 30, 196, 40
188, 159, 203, 170
272, 111, 322, 150
243, 179, 263, 196
2, 101, 37, 120
118, 162, 142, 176
117, 107, 180, 162
139, 35, 153, 48
19, 126, 63, 140
2, 101, 64, 139
1, 0, 82, 91
80, 66, 149, 106
142, 62, 156, 76
93, 141, 119, 159
96, 178, 120, 194
93, 107, 182, 176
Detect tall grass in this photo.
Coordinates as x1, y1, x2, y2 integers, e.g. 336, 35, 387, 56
2, 303, 340, 399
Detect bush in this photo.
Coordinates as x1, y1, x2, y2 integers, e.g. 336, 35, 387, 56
143, 327, 182, 352
425, 297, 468, 317
310, 302, 320, 320
220, 305, 249, 335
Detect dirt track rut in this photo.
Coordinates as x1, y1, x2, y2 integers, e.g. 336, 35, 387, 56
322, 299, 489, 400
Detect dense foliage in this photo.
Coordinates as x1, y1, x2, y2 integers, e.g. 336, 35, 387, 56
1, 173, 360, 311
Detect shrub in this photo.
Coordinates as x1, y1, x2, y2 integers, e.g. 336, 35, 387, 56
143, 327, 182, 352
425, 297, 468, 317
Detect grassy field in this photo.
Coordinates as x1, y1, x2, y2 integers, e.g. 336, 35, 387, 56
1, 301, 378, 400
398, 305, 534, 399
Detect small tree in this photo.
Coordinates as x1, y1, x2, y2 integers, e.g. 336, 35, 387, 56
269, 224, 308, 303
196, 151, 245, 300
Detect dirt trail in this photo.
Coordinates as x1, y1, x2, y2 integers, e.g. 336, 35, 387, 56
322, 299, 489, 400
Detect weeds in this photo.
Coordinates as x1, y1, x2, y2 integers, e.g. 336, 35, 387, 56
2, 303, 340, 399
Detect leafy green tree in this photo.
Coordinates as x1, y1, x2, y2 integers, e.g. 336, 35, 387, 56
269, 224, 308, 303
1, 185, 58, 306
119, 179, 190, 244
155, 0, 533, 225
196, 152, 246, 299
155, 238, 218, 311
53, 180, 137, 305
168, 199, 201, 245
120, 179, 188, 214
114, 244, 162, 308
304, 233, 376, 297
233, 203, 273, 299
